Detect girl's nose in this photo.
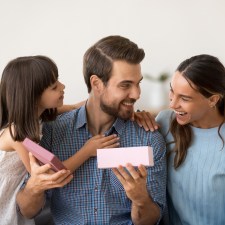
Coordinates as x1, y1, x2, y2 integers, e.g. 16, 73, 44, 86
59, 81, 65, 90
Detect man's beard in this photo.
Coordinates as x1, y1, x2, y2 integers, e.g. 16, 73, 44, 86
100, 100, 133, 120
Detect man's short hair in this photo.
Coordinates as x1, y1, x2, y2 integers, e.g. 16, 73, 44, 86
83, 35, 145, 93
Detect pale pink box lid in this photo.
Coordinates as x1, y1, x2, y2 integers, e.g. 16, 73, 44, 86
97, 146, 154, 168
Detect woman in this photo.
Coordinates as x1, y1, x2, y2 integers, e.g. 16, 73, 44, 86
156, 54, 225, 225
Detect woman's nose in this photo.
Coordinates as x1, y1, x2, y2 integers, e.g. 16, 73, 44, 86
169, 97, 178, 109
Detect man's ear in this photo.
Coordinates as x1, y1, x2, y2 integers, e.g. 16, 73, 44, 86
208, 94, 221, 108
90, 75, 104, 93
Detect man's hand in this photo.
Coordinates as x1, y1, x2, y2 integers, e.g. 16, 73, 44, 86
112, 163, 160, 225
16, 153, 73, 219
27, 152, 73, 194
112, 163, 149, 203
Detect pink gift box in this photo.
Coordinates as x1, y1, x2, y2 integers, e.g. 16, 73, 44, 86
97, 146, 154, 168
22, 138, 67, 172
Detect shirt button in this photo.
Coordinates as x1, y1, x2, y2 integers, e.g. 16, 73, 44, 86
94, 208, 98, 214
94, 186, 98, 191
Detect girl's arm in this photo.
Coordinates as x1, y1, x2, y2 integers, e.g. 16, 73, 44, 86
13, 141, 31, 173
2, 127, 31, 173
57, 100, 86, 114
63, 134, 119, 172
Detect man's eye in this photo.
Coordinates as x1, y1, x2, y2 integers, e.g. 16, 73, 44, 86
181, 98, 189, 102
121, 84, 130, 88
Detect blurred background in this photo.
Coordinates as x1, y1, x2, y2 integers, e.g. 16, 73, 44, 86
1, 0, 225, 113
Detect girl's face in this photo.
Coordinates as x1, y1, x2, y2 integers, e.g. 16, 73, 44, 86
38, 80, 65, 114
169, 71, 220, 128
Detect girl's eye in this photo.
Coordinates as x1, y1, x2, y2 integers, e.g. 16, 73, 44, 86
52, 85, 57, 90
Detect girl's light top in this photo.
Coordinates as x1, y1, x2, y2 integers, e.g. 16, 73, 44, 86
0, 129, 35, 225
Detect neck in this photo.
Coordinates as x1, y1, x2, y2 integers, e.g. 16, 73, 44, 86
86, 97, 116, 136
191, 109, 224, 128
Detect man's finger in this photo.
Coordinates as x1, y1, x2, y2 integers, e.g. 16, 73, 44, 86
29, 152, 52, 173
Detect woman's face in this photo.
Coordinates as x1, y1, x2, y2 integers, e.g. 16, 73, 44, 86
169, 71, 216, 128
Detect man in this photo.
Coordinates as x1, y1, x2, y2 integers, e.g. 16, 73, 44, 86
17, 35, 166, 225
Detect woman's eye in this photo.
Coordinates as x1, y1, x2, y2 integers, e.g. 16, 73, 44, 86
169, 90, 173, 97
181, 98, 189, 102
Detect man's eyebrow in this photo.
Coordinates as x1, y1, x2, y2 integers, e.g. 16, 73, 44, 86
120, 77, 143, 84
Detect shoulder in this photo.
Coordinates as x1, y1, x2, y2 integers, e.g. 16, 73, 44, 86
124, 119, 166, 149
0, 127, 16, 151
156, 109, 174, 135
43, 109, 79, 130
156, 109, 174, 123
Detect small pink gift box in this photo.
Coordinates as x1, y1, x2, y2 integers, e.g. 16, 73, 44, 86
97, 146, 154, 168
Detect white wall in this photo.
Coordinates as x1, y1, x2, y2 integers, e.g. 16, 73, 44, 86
1, 0, 225, 111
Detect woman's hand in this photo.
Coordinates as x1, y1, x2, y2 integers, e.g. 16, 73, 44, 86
131, 110, 159, 131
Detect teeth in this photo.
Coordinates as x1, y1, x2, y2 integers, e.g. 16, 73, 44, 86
123, 102, 134, 106
174, 110, 186, 115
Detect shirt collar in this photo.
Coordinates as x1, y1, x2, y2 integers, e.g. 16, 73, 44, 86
76, 105, 127, 136
76, 105, 88, 129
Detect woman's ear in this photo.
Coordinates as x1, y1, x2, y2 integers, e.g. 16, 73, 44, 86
208, 94, 221, 108
90, 75, 104, 93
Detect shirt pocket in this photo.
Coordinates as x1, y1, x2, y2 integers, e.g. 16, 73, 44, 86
106, 170, 132, 210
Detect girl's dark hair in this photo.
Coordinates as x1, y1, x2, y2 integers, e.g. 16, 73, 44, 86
170, 54, 225, 168
0, 55, 59, 142
83, 35, 145, 93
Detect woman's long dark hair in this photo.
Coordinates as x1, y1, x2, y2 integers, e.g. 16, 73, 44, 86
170, 54, 225, 168
0, 55, 58, 142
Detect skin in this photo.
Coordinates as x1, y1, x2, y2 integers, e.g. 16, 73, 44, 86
86, 60, 143, 135
169, 71, 223, 128
38, 80, 65, 115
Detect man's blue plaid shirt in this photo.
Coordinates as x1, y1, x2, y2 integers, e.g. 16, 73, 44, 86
40, 106, 167, 225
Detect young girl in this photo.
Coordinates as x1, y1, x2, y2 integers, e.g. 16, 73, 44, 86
0, 55, 119, 225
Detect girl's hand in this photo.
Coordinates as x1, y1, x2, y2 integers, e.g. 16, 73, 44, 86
83, 134, 120, 157
131, 110, 159, 132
